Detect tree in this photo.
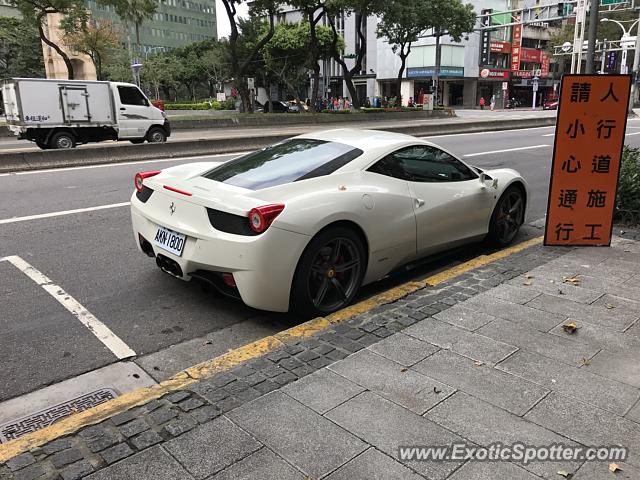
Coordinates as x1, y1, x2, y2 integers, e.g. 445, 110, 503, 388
377, 0, 429, 106
427, 0, 475, 107
262, 21, 341, 108
0, 17, 45, 78
199, 40, 232, 96
141, 54, 180, 99
220, 0, 279, 112
10, 0, 89, 79
102, 0, 156, 56
325, 0, 384, 108
64, 20, 120, 80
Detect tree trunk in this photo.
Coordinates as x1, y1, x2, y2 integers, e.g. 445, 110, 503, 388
135, 23, 141, 58
328, 13, 366, 108
307, 8, 323, 113
38, 18, 74, 79
396, 43, 410, 108
311, 62, 321, 113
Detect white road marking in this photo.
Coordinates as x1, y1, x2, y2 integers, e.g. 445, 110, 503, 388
1, 255, 136, 359
0, 151, 249, 177
625, 132, 640, 136
0, 202, 130, 225
464, 144, 550, 157
542, 133, 555, 137
422, 125, 555, 140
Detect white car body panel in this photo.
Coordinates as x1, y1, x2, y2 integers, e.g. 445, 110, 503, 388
131, 129, 528, 312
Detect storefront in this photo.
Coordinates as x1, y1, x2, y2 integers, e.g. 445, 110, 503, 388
406, 66, 465, 106
477, 68, 510, 108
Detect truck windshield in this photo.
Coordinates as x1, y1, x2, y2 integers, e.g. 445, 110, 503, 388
202, 139, 363, 190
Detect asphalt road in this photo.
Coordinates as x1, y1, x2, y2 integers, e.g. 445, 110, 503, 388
2, 120, 640, 405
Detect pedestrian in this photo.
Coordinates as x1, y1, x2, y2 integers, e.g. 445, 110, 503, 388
479, 97, 485, 110
338, 97, 344, 110
490, 94, 496, 111
408, 97, 414, 108
344, 97, 350, 110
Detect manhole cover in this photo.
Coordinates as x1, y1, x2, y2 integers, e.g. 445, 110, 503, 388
0, 388, 117, 443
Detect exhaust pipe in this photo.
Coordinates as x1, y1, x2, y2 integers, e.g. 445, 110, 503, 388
156, 254, 183, 277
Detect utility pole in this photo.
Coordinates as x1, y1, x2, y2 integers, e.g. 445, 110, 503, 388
585, 0, 599, 73
630, 10, 640, 112
434, 32, 441, 108
572, 0, 588, 73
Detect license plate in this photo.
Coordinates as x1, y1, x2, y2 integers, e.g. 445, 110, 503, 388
153, 226, 186, 256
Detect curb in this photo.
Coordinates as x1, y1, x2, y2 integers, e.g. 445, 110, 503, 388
0, 236, 543, 463
0, 117, 556, 174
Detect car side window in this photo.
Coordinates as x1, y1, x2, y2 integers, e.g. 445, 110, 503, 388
368, 145, 477, 183
118, 86, 148, 106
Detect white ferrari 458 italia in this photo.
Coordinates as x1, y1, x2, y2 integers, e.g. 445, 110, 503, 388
131, 129, 527, 316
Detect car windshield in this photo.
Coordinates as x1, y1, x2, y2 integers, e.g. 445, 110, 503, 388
202, 139, 363, 190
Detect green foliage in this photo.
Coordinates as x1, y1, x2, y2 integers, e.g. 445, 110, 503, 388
164, 102, 213, 110
617, 146, 640, 215
100, 0, 156, 49
0, 17, 45, 78
64, 20, 121, 80
320, 109, 351, 114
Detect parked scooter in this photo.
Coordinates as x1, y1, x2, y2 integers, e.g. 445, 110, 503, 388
505, 98, 521, 109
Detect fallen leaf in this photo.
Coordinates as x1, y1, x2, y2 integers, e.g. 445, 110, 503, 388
433, 386, 442, 394
400, 368, 408, 373
579, 357, 591, 367
474, 361, 484, 367
557, 469, 572, 478
563, 276, 580, 285
605, 303, 615, 310
609, 463, 622, 473
525, 274, 533, 279
202, 340, 212, 346
563, 321, 578, 334
523, 280, 533, 286
558, 289, 565, 295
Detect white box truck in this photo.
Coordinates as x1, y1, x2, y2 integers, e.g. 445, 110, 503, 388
2, 78, 170, 149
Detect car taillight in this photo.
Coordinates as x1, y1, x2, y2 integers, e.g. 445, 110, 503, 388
134, 170, 161, 192
248, 204, 285, 233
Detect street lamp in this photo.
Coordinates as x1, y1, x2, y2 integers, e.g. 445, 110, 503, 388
601, 17, 640, 74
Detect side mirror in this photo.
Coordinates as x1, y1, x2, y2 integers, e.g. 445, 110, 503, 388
480, 173, 498, 189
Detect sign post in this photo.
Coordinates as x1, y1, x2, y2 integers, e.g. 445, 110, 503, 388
544, 74, 631, 246
532, 76, 539, 110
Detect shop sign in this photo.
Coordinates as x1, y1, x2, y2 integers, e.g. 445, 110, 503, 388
511, 18, 523, 71
490, 41, 511, 53
407, 66, 464, 78
479, 68, 509, 80
541, 53, 551, 77
545, 74, 631, 246
520, 48, 542, 63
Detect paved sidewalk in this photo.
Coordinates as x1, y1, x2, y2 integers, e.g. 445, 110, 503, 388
2, 235, 640, 479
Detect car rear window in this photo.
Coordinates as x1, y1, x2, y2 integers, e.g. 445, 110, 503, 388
202, 139, 363, 190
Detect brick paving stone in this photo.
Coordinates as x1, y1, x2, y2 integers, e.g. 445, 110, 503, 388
308, 356, 333, 369
228, 392, 366, 479
573, 460, 640, 479
498, 350, 640, 415
253, 380, 279, 395
626, 400, 640, 423
367, 332, 439, 367
526, 294, 637, 331
100, 443, 134, 465
216, 396, 243, 413
178, 398, 205, 412
140, 399, 163, 413
60, 460, 94, 480
85, 431, 119, 453
405, 317, 517, 365
548, 320, 640, 353
413, 349, 548, 416
586, 350, 640, 388
164, 391, 191, 404
593, 293, 640, 315
426, 391, 583, 479
484, 283, 543, 305
448, 461, 540, 480
325, 447, 423, 480
119, 418, 150, 438
86, 446, 194, 480
149, 407, 179, 425
525, 392, 640, 468
272, 371, 298, 386
208, 447, 303, 480
477, 318, 599, 366
50, 448, 83, 468
165, 416, 261, 479
190, 405, 221, 424
131, 430, 163, 450
243, 372, 267, 387
163, 417, 197, 437
506, 274, 604, 304
232, 387, 262, 404
431, 305, 496, 332
13, 464, 44, 480
282, 368, 364, 415
6, 453, 35, 472
329, 349, 454, 415
326, 391, 464, 480
111, 411, 136, 426
463, 294, 566, 332
42, 438, 72, 455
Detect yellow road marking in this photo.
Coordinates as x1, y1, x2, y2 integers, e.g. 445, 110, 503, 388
0, 235, 542, 463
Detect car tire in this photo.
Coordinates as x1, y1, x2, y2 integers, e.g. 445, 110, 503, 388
130, 138, 145, 144
35, 140, 49, 150
147, 127, 167, 144
50, 131, 76, 149
487, 185, 526, 247
291, 226, 366, 317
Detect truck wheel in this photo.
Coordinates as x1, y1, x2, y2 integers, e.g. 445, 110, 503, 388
130, 139, 145, 144
50, 132, 76, 149
147, 127, 166, 144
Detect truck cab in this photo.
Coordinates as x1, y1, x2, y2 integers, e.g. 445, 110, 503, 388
2, 79, 170, 149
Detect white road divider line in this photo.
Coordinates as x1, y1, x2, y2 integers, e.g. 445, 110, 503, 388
2, 255, 136, 359
463, 144, 550, 157
0, 202, 130, 225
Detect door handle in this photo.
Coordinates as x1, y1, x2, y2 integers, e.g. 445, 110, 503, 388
414, 198, 425, 208
120, 107, 126, 111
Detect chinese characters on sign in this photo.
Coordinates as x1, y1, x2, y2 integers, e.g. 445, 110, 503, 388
511, 19, 522, 72
545, 75, 631, 246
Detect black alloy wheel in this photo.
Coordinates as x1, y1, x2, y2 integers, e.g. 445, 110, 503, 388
488, 186, 525, 247
292, 227, 365, 317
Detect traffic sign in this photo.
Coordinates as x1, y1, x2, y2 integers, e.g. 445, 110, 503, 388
600, 0, 628, 5
545, 74, 632, 246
